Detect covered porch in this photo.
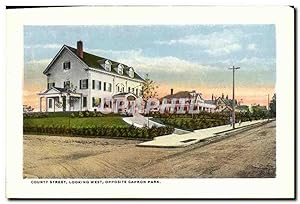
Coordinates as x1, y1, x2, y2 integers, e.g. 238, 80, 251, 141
38, 87, 82, 112
112, 92, 138, 114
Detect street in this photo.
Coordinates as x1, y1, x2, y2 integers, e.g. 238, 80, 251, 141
23, 121, 276, 178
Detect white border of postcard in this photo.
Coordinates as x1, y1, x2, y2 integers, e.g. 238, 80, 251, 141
6, 6, 295, 199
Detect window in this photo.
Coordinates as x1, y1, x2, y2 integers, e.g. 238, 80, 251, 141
132, 88, 135, 93
108, 83, 112, 92
83, 97, 87, 108
118, 64, 124, 75
92, 97, 96, 107
128, 67, 134, 78
103, 82, 107, 91
121, 87, 124, 93
48, 99, 53, 108
80, 79, 88, 89
64, 81, 70, 89
92, 80, 95, 89
98, 81, 101, 90
128, 87, 131, 93
63, 61, 71, 70
47, 82, 55, 89
104, 60, 111, 71
98, 98, 102, 106
117, 86, 120, 92
136, 89, 138, 96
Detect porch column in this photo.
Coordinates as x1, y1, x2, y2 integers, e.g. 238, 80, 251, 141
45, 97, 48, 112
39, 97, 42, 112
58, 95, 62, 112
66, 95, 70, 112
80, 96, 82, 111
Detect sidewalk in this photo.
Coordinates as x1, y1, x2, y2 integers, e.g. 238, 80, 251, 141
137, 119, 270, 148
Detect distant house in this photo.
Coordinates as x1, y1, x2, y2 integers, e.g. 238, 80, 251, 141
214, 97, 233, 112
161, 89, 216, 113
207, 94, 247, 113
38, 41, 145, 112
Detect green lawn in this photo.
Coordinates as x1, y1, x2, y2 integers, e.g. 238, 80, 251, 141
24, 116, 128, 128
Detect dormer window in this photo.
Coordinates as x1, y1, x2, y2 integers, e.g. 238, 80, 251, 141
128, 67, 134, 78
63, 61, 71, 70
118, 64, 124, 75
104, 60, 111, 71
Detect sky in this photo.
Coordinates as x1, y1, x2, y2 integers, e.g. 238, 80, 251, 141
24, 25, 276, 109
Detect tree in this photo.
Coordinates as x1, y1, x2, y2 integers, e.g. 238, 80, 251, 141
269, 93, 276, 117
141, 74, 159, 100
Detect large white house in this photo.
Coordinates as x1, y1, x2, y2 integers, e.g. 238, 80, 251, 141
38, 41, 145, 112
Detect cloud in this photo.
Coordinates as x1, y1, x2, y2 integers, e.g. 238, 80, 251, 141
239, 57, 275, 65
89, 48, 143, 60
24, 44, 62, 49
112, 51, 215, 74
26, 58, 52, 64
205, 43, 242, 56
155, 30, 243, 56
247, 43, 257, 51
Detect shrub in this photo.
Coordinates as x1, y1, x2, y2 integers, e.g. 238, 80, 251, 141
78, 112, 84, 118
84, 111, 90, 117
23, 124, 174, 139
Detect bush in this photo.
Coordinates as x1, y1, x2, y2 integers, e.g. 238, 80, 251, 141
23, 125, 174, 139
78, 112, 84, 118
23, 112, 49, 118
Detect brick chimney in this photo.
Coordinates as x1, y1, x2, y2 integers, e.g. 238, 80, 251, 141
170, 88, 174, 95
77, 40, 83, 59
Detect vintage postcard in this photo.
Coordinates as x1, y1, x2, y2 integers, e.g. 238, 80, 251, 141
6, 6, 295, 199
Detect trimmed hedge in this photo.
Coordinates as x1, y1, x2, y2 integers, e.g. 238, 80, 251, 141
23, 125, 174, 140
149, 111, 270, 130
157, 118, 226, 131
23, 111, 127, 118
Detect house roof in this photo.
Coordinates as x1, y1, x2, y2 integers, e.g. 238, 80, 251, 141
66, 46, 145, 81
215, 97, 239, 107
113, 92, 137, 99
220, 106, 233, 112
162, 91, 202, 99
39, 87, 67, 94
53, 87, 67, 92
39, 87, 82, 96
204, 100, 216, 105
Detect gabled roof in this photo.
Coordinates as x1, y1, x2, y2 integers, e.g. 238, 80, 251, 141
113, 92, 137, 98
162, 91, 203, 99
38, 86, 67, 95
216, 97, 235, 106
39, 86, 82, 96
220, 106, 233, 112
66, 46, 145, 81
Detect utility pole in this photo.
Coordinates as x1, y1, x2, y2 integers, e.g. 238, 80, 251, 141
267, 94, 270, 121
228, 66, 240, 129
